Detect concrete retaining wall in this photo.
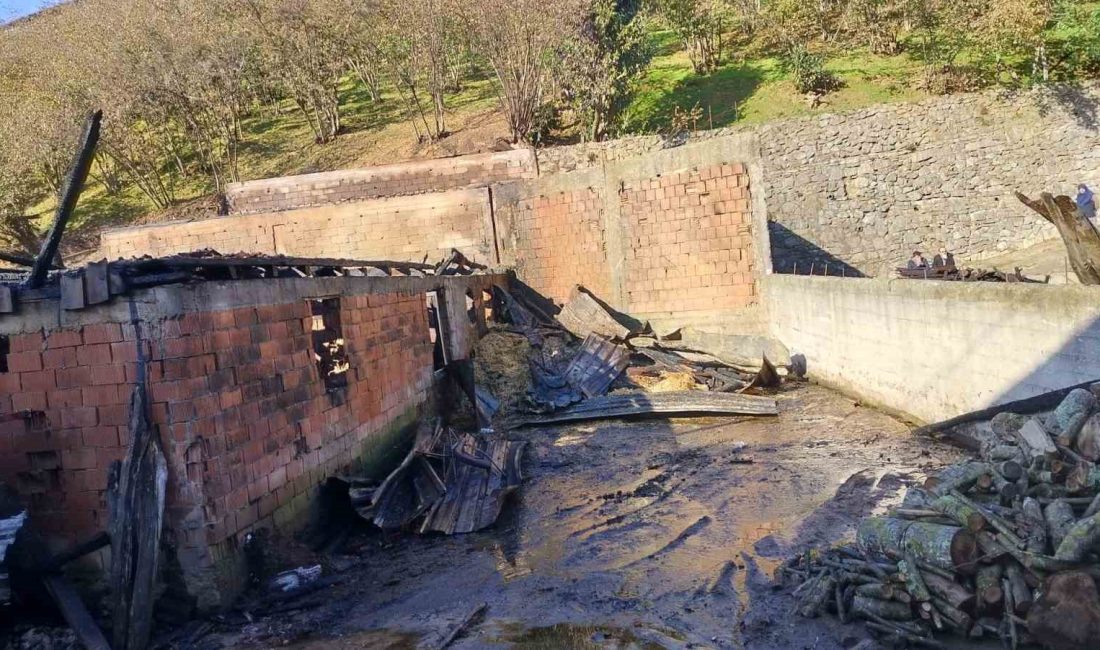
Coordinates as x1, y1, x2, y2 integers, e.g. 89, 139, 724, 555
99, 189, 497, 265
224, 149, 535, 215
762, 274, 1100, 423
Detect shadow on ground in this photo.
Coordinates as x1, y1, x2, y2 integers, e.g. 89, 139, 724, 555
195, 384, 962, 649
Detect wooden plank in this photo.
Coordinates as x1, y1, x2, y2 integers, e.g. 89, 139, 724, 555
60, 273, 85, 310
24, 110, 101, 289
515, 391, 778, 426
108, 382, 168, 650
420, 434, 526, 535
556, 286, 633, 340
84, 261, 110, 305
0, 285, 12, 313
1017, 417, 1057, 461
564, 334, 629, 398
43, 575, 111, 650
438, 285, 471, 362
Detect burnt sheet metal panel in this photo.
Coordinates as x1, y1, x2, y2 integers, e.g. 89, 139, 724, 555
564, 334, 629, 399
516, 391, 778, 426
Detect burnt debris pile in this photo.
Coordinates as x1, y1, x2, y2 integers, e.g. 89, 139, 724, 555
482, 283, 788, 426
781, 385, 1100, 649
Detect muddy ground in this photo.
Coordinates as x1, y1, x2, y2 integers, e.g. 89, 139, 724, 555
182, 383, 964, 650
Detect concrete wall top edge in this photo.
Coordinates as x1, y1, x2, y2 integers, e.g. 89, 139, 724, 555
0, 273, 507, 336
100, 187, 492, 240
224, 149, 535, 193
763, 272, 1100, 298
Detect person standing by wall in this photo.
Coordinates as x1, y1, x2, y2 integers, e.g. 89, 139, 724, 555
1078, 184, 1097, 221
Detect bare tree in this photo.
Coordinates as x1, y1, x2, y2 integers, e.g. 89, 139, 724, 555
464, 0, 581, 143
232, 0, 353, 143
653, 0, 731, 74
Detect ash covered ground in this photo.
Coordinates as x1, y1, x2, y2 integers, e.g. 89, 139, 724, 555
191, 384, 962, 650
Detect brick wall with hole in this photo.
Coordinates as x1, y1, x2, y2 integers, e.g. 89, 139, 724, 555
507, 188, 613, 303
99, 189, 496, 265
0, 287, 435, 609
224, 149, 535, 215
619, 163, 755, 314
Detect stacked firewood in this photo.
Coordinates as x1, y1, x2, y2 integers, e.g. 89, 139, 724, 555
781, 386, 1100, 648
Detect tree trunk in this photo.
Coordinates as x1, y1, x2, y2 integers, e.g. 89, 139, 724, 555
1016, 191, 1100, 285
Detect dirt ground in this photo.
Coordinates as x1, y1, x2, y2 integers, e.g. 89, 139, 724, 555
190, 384, 963, 650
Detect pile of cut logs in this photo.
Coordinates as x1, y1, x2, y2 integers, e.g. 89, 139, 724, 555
781, 384, 1100, 649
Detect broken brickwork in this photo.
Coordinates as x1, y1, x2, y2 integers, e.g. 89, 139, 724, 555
493, 135, 765, 329
97, 135, 767, 330
0, 273, 502, 609
618, 163, 755, 314
505, 188, 613, 302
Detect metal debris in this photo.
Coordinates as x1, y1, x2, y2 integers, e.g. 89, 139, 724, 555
514, 391, 779, 427
356, 422, 525, 535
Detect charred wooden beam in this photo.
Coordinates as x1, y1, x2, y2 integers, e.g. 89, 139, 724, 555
24, 110, 102, 289
1016, 191, 1100, 285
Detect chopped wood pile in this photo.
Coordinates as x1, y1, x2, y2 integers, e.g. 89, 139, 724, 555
781, 385, 1100, 649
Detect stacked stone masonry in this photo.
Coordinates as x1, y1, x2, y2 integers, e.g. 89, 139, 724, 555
224, 149, 535, 215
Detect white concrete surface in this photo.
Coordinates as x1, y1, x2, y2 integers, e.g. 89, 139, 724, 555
762, 274, 1100, 423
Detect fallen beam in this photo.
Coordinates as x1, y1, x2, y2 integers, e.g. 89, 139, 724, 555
913, 379, 1100, 439
514, 391, 778, 426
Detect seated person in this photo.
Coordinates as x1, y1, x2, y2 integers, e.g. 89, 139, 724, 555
907, 250, 928, 270
932, 247, 955, 269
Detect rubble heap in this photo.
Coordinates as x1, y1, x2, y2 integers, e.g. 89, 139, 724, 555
781, 385, 1100, 649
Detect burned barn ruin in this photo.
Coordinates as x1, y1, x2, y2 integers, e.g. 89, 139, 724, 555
3, 92, 1100, 649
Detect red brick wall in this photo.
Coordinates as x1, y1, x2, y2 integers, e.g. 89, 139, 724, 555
0, 291, 433, 557
225, 150, 535, 215
99, 189, 496, 265
508, 188, 612, 303
619, 163, 755, 314
499, 162, 756, 315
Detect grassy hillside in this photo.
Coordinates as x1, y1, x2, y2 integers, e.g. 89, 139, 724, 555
52, 76, 506, 255
42, 17, 1095, 256
623, 31, 928, 131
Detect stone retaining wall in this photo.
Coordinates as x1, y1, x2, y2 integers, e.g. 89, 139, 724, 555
537, 83, 1100, 276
